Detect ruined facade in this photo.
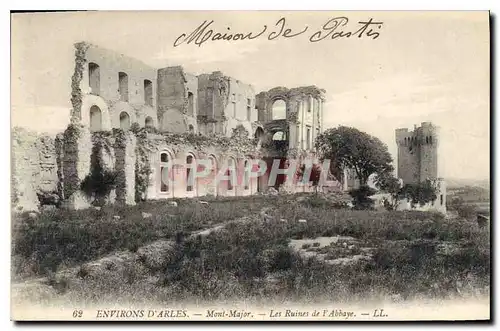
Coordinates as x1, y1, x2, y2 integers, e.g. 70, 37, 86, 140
11, 42, 339, 212
395, 122, 446, 213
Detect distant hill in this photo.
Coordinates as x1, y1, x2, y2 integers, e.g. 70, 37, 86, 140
446, 178, 490, 205
445, 178, 490, 190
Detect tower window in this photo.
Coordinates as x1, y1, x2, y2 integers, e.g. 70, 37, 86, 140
440, 194, 443, 205
430, 136, 433, 144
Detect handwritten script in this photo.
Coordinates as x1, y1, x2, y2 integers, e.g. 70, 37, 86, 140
174, 17, 383, 47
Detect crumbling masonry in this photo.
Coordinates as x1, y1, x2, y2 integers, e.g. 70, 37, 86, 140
11, 42, 342, 211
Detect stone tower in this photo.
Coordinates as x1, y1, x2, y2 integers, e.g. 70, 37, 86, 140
395, 122, 446, 213
395, 121, 439, 185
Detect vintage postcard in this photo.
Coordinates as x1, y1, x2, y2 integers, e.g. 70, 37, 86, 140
10, 10, 490, 321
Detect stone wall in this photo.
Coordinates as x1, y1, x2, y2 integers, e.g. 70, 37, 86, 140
62, 124, 92, 209
256, 86, 326, 151
11, 128, 47, 211
11, 127, 59, 212
157, 66, 198, 133
135, 129, 261, 200
197, 71, 257, 138
71, 42, 158, 133
114, 131, 136, 205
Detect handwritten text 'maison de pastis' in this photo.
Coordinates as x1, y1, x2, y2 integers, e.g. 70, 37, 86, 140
173, 17, 383, 47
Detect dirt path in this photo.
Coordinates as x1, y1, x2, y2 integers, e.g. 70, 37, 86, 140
12, 216, 254, 295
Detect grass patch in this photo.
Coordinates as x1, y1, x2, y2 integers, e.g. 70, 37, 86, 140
11, 195, 274, 278
11, 192, 490, 305
137, 213, 490, 303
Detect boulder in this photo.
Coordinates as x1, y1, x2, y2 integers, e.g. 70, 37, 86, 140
267, 187, 278, 196
136, 240, 176, 270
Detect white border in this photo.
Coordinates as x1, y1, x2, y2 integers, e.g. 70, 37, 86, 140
2, 1, 497, 330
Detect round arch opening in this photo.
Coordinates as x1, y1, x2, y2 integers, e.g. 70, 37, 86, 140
119, 111, 131, 130
89, 105, 102, 132
272, 131, 287, 141
271, 99, 286, 120
145, 116, 154, 128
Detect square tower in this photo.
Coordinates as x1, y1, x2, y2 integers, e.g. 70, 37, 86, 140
395, 122, 439, 185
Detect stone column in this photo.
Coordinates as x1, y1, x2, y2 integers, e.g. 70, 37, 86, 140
311, 98, 317, 145
318, 99, 323, 134
288, 125, 297, 149
62, 124, 92, 210
114, 131, 137, 206
54, 133, 65, 200
300, 100, 305, 150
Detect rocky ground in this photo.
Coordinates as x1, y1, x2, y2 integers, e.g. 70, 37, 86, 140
11, 193, 490, 310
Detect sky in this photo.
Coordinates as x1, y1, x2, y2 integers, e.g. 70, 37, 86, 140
11, 11, 490, 180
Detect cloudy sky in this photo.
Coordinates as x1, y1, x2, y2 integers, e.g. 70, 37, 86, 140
11, 11, 490, 180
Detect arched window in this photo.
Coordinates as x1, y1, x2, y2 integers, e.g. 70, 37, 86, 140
273, 131, 286, 141
160, 151, 171, 193
429, 136, 433, 144
426, 136, 429, 144
254, 127, 264, 140
89, 105, 102, 132
208, 155, 218, 194
89, 63, 100, 95
244, 159, 250, 190
187, 92, 194, 116
118, 72, 129, 102
119, 112, 130, 130
186, 154, 195, 192
247, 98, 252, 121
209, 155, 217, 176
271, 100, 286, 120
145, 116, 154, 128
227, 158, 235, 191
308, 95, 313, 113
144, 80, 153, 106
188, 124, 194, 133
306, 127, 311, 149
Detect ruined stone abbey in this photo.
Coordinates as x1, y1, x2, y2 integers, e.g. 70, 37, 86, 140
12, 42, 337, 211
11, 42, 446, 214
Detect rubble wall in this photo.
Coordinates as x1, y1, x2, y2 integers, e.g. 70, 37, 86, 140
11, 127, 59, 212
62, 124, 92, 209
